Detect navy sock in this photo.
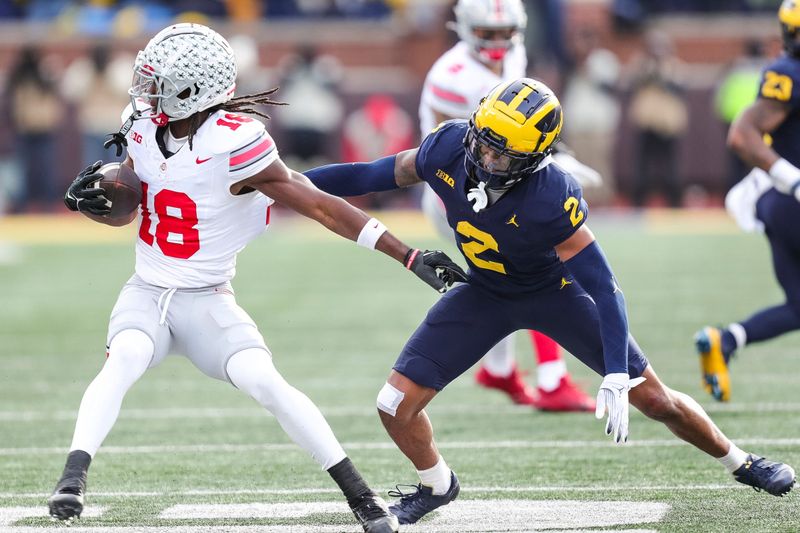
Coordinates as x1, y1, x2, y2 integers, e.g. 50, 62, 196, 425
720, 329, 738, 362
739, 304, 800, 350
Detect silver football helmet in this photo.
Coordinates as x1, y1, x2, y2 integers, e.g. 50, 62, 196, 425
129, 23, 237, 124
451, 0, 527, 63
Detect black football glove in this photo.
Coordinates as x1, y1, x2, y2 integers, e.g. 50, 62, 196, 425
64, 160, 111, 216
404, 249, 468, 293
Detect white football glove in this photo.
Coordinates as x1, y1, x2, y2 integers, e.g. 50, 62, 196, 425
595, 373, 646, 444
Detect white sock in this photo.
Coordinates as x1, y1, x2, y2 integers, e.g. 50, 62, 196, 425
718, 444, 749, 473
69, 329, 153, 456
481, 334, 515, 377
226, 348, 346, 470
728, 323, 747, 350
417, 455, 452, 495
537, 360, 567, 392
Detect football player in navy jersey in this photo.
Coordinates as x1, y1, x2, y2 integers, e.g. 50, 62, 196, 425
696, 0, 800, 402
306, 78, 796, 524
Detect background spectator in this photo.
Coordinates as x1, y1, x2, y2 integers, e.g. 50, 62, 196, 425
626, 30, 688, 208
60, 44, 131, 167
562, 28, 622, 205
713, 39, 768, 189
4, 46, 65, 212
341, 93, 414, 208
274, 45, 345, 169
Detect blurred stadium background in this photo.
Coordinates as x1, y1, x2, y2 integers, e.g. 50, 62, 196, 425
1, 1, 799, 532
0, 0, 789, 212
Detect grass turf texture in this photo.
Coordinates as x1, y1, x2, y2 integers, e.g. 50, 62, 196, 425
0, 210, 798, 531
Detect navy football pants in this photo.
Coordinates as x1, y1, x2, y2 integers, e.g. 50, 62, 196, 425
393, 281, 649, 391
735, 189, 800, 343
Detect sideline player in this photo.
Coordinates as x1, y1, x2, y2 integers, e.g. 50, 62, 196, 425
418, 0, 598, 411
49, 23, 465, 533
696, 0, 800, 402
306, 78, 796, 524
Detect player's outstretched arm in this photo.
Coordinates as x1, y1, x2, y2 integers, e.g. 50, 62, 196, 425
556, 225, 644, 443
729, 97, 800, 198
302, 149, 424, 196
234, 157, 465, 293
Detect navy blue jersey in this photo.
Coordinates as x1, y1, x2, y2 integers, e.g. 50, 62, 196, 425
759, 53, 800, 167
416, 120, 588, 295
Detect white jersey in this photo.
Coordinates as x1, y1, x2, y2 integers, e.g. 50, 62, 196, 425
419, 41, 526, 136
123, 103, 279, 288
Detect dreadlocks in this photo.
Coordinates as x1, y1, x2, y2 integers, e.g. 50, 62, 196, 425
187, 87, 288, 150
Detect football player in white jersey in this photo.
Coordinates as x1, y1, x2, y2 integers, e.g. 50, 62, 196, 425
50, 23, 466, 533
418, 0, 598, 412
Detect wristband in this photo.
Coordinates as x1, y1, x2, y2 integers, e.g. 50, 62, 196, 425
768, 158, 800, 193
356, 217, 387, 250
404, 248, 420, 269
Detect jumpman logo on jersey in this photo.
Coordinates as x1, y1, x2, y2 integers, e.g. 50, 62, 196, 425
506, 214, 519, 228
612, 277, 622, 294
560, 277, 572, 290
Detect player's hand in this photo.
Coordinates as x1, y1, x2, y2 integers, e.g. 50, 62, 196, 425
405, 249, 467, 293
595, 373, 646, 444
64, 161, 111, 216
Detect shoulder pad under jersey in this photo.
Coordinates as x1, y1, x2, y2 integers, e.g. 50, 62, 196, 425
204, 111, 269, 156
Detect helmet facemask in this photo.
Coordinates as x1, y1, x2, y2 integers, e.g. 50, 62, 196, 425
464, 117, 548, 195
451, 0, 527, 65
471, 26, 519, 63
782, 22, 800, 57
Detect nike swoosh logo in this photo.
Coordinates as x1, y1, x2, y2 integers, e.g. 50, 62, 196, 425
196, 156, 212, 164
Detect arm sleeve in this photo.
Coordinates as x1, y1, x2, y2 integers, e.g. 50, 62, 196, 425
563, 241, 629, 374
303, 155, 399, 197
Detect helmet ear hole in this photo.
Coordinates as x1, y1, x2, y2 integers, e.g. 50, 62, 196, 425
177, 87, 192, 100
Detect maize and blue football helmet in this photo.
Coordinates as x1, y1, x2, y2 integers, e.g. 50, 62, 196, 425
780, 0, 800, 58
464, 77, 563, 195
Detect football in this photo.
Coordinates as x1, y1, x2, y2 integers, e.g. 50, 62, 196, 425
92, 162, 142, 222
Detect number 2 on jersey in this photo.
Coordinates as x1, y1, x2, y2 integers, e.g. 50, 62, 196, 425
456, 221, 506, 274
139, 182, 200, 259
563, 196, 584, 227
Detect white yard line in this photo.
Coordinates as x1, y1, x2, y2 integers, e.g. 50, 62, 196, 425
0, 484, 748, 500
1, 437, 798, 456
2, 524, 658, 533
0, 500, 669, 532
1, 402, 798, 421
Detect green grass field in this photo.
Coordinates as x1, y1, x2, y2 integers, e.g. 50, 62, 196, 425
0, 211, 798, 532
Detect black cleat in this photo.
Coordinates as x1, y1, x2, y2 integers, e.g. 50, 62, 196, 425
388, 471, 460, 524
48, 450, 90, 521
349, 491, 399, 533
733, 454, 796, 497
48, 490, 84, 521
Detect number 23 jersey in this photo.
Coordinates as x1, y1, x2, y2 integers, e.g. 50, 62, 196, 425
124, 104, 278, 288
758, 53, 800, 168
417, 120, 588, 295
